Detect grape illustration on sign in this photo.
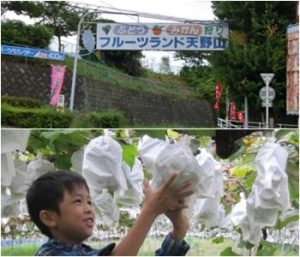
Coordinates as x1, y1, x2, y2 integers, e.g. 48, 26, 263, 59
96, 23, 229, 51
102, 25, 112, 35
82, 29, 96, 53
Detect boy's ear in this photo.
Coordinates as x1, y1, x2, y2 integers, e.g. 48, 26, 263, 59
39, 210, 58, 228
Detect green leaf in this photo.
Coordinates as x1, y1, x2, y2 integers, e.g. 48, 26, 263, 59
238, 240, 255, 249
212, 236, 224, 244
274, 215, 299, 230
121, 143, 138, 167
220, 247, 240, 256
53, 154, 72, 170
244, 171, 257, 191
257, 241, 278, 256
230, 164, 254, 177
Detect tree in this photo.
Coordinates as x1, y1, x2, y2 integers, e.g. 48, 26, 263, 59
1, 1, 84, 51
159, 56, 172, 75
102, 50, 145, 76
1, 20, 53, 49
38, 2, 84, 52
1, 1, 44, 16
209, 1, 297, 123
177, 1, 298, 124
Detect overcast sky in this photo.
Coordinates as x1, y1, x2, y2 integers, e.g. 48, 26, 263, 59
71, 0, 215, 21
2, 0, 216, 72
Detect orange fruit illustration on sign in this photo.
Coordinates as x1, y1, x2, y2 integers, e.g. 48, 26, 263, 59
152, 25, 164, 35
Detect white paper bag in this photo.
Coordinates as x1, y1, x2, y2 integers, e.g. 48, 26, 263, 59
92, 189, 120, 226
247, 143, 290, 226
82, 136, 127, 193
1, 130, 31, 153
115, 158, 144, 207
230, 195, 262, 244
1, 153, 15, 187
138, 135, 201, 193
71, 148, 85, 174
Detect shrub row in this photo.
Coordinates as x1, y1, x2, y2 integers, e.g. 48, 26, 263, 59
2, 104, 73, 128
71, 110, 126, 128
2, 98, 126, 128
2, 96, 42, 108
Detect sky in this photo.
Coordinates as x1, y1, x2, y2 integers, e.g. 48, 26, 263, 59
2, 0, 216, 72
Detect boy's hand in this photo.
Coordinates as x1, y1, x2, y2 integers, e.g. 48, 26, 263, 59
112, 173, 193, 256
165, 199, 189, 243
143, 173, 194, 218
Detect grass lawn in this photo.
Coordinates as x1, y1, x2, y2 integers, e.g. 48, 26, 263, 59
1, 237, 299, 256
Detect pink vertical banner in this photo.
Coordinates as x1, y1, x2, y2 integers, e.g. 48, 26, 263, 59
50, 65, 66, 107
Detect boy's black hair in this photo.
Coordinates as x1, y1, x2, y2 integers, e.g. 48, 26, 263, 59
26, 171, 90, 238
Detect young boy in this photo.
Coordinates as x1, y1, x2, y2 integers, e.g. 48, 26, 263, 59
26, 170, 194, 256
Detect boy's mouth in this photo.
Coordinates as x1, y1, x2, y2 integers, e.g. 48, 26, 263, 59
83, 218, 94, 228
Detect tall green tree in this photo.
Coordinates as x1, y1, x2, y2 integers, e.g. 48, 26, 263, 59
1, 1, 44, 16
210, 1, 297, 123
1, 1, 84, 51
159, 56, 172, 75
177, 1, 297, 123
1, 20, 53, 49
38, 1, 84, 52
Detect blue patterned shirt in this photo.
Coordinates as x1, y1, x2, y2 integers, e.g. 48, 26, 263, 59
35, 233, 190, 256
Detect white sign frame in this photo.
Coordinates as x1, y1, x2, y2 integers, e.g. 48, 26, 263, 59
97, 23, 229, 51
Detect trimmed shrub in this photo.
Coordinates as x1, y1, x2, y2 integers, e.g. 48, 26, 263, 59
69, 111, 92, 128
88, 109, 126, 128
2, 96, 42, 109
1, 104, 73, 128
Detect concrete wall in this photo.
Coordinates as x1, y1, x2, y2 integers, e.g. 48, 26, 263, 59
1, 60, 214, 127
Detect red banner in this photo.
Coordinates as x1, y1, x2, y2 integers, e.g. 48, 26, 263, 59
237, 111, 244, 123
50, 65, 66, 107
230, 101, 236, 120
216, 82, 222, 100
214, 82, 222, 111
214, 101, 220, 110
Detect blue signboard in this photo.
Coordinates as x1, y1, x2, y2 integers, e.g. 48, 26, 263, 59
1, 45, 65, 61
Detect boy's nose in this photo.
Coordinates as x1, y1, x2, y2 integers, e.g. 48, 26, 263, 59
84, 202, 94, 213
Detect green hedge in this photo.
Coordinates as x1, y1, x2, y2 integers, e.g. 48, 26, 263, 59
2, 104, 73, 128
71, 109, 126, 128
88, 110, 126, 128
2, 96, 41, 108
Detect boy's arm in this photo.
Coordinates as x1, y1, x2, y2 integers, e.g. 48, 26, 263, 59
156, 202, 190, 256
155, 233, 190, 256
110, 173, 193, 256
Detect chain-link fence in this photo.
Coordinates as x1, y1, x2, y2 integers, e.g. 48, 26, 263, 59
64, 54, 194, 99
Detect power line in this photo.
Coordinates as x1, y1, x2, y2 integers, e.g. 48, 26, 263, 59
67, 1, 223, 25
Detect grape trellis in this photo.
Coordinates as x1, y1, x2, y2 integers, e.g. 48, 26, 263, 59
1, 129, 299, 256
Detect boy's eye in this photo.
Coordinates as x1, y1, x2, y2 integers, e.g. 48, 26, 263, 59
74, 199, 82, 204
87, 200, 92, 205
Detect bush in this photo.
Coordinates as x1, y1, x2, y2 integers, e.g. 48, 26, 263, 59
2, 96, 42, 108
88, 109, 126, 128
1, 104, 73, 128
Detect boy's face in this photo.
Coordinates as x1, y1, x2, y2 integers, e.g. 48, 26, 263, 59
50, 184, 95, 244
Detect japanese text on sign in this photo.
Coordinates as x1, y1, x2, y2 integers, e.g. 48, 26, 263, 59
1, 45, 64, 61
97, 23, 228, 51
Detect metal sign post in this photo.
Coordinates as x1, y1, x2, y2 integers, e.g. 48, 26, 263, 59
260, 73, 275, 128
